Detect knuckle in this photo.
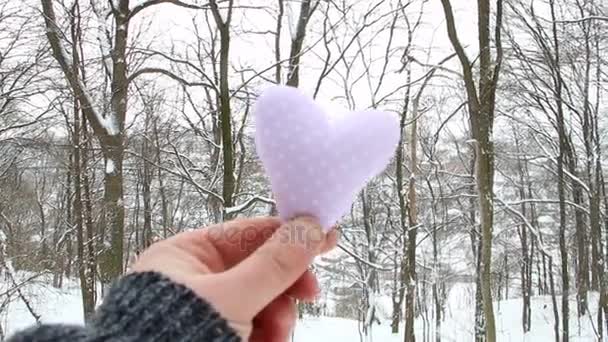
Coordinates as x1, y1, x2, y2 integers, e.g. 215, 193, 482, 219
266, 249, 294, 283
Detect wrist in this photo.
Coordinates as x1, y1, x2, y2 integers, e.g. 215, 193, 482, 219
92, 272, 240, 341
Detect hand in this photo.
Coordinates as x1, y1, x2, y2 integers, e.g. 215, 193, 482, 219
132, 216, 338, 342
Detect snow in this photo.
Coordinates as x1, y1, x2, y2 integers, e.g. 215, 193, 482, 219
538, 215, 555, 224
105, 159, 115, 174
102, 113, 119, 136
447, 208, 462, 217
129, 0, 148, 10
224, 195, 275, 215
3, 277, 601, 341
47, 22, 118, 138
2, 274, 88, 334
75, 78, 119, 136
58, 45, 73, 68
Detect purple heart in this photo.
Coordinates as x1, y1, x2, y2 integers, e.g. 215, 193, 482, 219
254, 86, 400, 230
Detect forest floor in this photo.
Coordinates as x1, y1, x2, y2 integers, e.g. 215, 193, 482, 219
3, 273, 601, 341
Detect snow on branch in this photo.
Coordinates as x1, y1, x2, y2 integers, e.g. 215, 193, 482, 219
337, 244, 393, 272
130, 49, 219, 95
505, 198, 590, 215
41, 0, 119, 138
129, 0, 211, 20
225, 195, 275, 215
556, 16, 608, 24
494, 197, 550, 256
531, 134, 591, 193
127, 67, 214, 89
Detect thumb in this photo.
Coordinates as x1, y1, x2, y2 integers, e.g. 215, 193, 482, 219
222, 216, 325, 316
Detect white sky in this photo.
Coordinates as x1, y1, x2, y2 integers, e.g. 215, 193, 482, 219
127, 0, 481, 142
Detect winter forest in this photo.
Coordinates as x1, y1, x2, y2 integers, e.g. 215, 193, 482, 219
1, 0, 608, 341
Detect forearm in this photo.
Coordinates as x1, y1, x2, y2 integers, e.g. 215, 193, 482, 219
7, 272, 240, 342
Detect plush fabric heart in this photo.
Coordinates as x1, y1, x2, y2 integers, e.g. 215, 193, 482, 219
254, 86, 400, 231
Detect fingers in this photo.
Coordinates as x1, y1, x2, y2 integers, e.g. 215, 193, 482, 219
283, 228, 338, 301
285, 269, 319, 301
170, 217, 282, 268
169, 217, 339, 270
249, 295, 297, 342
221, 216, 325, 317
206, 217, 283, 267
321, 227, 339, 254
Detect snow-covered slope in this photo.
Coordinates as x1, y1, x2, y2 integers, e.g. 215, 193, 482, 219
3, 277, 600, 341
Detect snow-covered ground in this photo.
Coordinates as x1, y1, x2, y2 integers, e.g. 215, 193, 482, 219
295, 283, 598, 341
3, 275, 600, 341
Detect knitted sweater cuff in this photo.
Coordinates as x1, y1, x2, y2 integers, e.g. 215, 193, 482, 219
92, 272, 241, 341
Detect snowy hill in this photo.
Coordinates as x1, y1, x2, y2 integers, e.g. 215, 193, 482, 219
3, 276, 600, 341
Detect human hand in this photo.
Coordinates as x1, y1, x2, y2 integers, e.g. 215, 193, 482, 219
132, 216, 338, 342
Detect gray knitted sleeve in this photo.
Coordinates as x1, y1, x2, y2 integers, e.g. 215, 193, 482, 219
6, 272, 241, 342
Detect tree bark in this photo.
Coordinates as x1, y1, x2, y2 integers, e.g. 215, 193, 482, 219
515, 132, 532, 332
275, 0, 284, 83
547, 1, 570, 339
209, 0, 236, 216
41, 0, 127, 285
404, 99, 418, 342
439, 1, 503, 340
68, 2, 95, 318
286, 0, 316, 87
391, 65, 411, 335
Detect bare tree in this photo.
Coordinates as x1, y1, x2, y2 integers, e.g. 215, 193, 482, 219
40, 0, 215, 285
439, 1, 504, 341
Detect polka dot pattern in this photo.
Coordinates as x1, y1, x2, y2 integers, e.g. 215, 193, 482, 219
254, 86, 400, 231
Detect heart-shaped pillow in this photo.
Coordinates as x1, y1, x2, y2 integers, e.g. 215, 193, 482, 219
254, 86, 400, 230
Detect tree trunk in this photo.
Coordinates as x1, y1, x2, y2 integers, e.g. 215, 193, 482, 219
439, 1, 503, 339
549, 257, 560, 342
274, 0, 284, 83
404, 112, 418, 342
41, 0, 126, 286
141, 114, 153, 249
469, 154, 485, 342
476, 103, 497, 342
515, 133, 532, 332
73, 88, 95, 320
286, 0, 316, 87
100, 139, 125, 287
578, 6, 596, 296
573, 181, 590, 307
81, 117, 97, 316
548, 1, 570, 340
69, 3, 95, 318
100, 0, 130, 285
391, 249, 402, 334
152, 118, 169, 238
392, 66, 411, 335
209, 0, 236, 216
361, 190, 378, 339
474, 233, 485, 342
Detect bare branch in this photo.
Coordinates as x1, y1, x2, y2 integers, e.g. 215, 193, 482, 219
40, 0, 115, 138
129, 0, 211, 20
225, 195, 275, 215
439, 0, 478, 107
555, 16, 608, 24
127, 67, 214, 88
